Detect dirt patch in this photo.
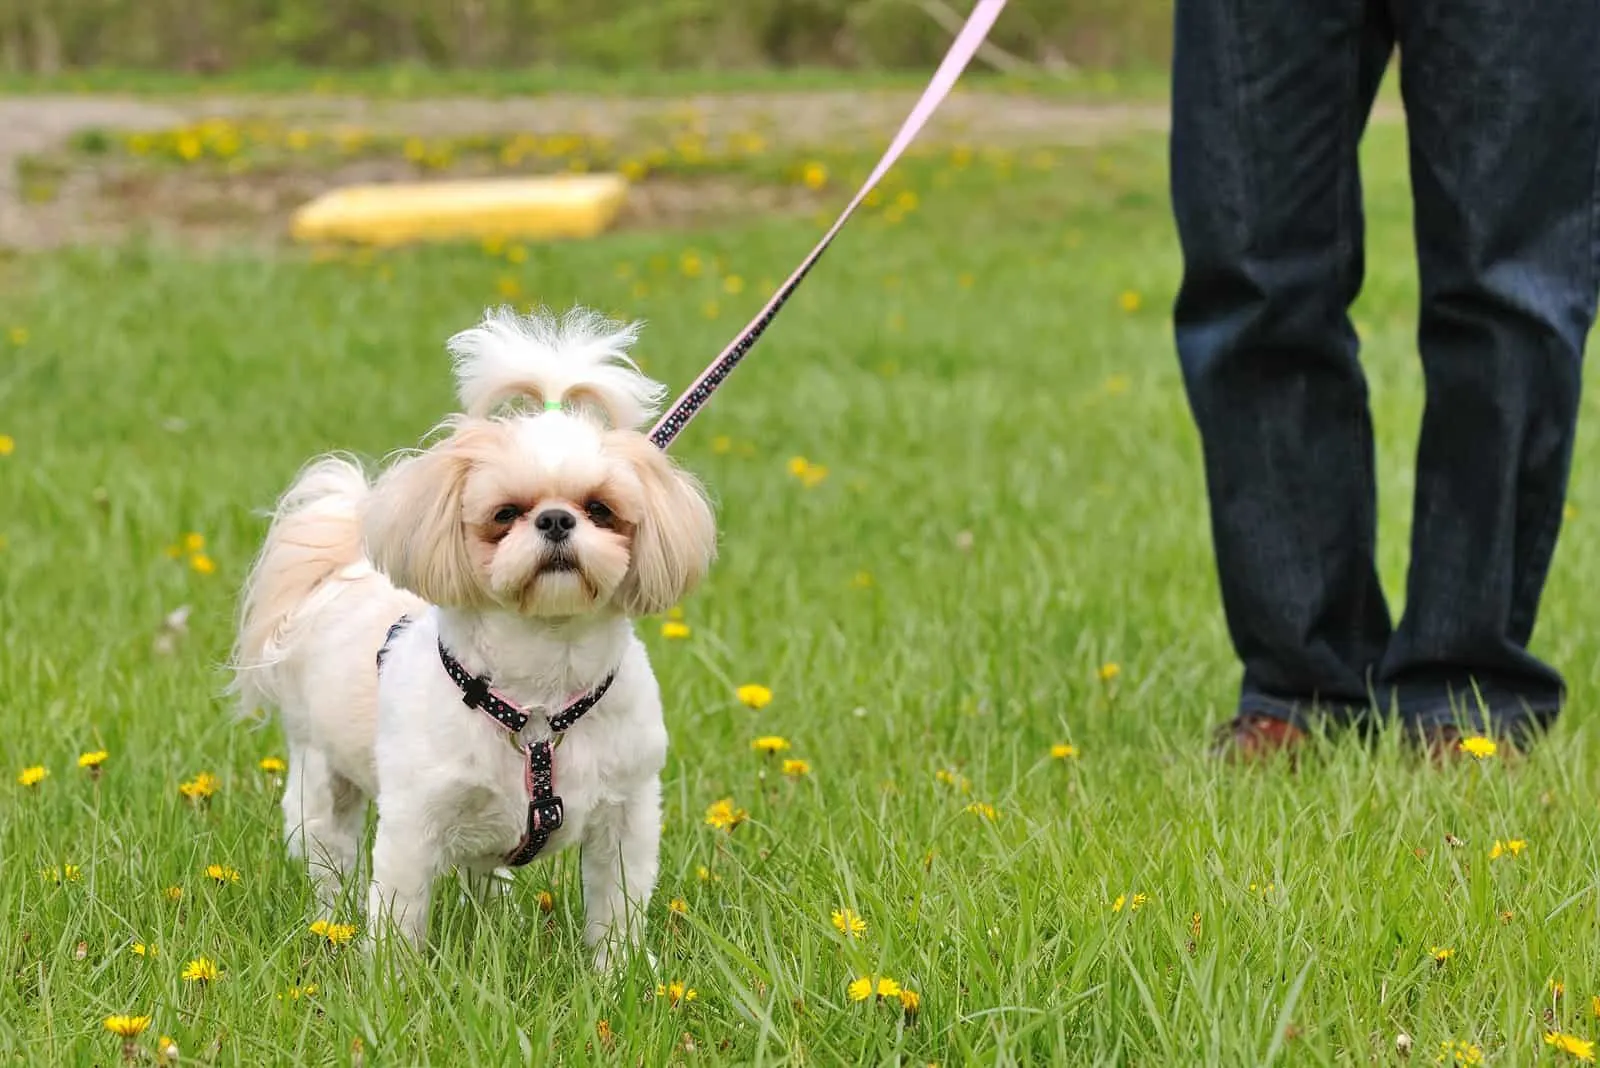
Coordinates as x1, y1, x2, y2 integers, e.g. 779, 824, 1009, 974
0, 90, 1174, 250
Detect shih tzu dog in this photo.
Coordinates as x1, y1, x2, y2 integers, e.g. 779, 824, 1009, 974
230, 307, 716, 969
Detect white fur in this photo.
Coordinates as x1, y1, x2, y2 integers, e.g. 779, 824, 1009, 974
449, 305, 664, 429
231, 310, 715, 970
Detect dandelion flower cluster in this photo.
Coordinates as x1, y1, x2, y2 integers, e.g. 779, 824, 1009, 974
1546, 1032, 1596, 1062
831, 909, 867, 938
735, 684, 773, 710
309, 919, 358, 946
103, 1015, 151, 1038
179, 772, 218, 801
656, 980, 697, 1006
181, 957, 220, 983
704, 797, 748, 832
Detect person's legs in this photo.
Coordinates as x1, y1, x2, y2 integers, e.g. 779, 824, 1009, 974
1380, 0, 1600, 745
1171, 0, 1395, 740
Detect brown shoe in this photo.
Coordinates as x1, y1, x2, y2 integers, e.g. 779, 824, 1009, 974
1211, 714, 1309, 764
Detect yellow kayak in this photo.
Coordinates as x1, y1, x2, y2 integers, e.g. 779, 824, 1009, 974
289, 173, 629, 246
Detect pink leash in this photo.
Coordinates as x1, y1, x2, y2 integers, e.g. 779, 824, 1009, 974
648, 0, 1010, 449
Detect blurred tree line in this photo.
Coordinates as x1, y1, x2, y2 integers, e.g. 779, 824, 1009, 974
0, 0, 1168, 74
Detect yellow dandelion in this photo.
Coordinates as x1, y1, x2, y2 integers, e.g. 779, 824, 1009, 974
309, 919, 357, 946
39, 864, 82, 884
505, 245, 527, 265
660, 620, 691, 639
204, 864, 240, 884
18, 765, 47, 787
258, 756, 287, 774
0, 433, 13, 456
1098, 662, 1121, 682
1112, 892, 1148, 913
964, 801, 997, 821
163, 886, 183, 902
1119, 290, 1142, 313
711, 435, 733, 454
751, 735, 790, 755
801, 162, 828, 190
655, 980, 697, 1005
696, 865, 720, 883
899, 988, 921, 1015
1431, 946, 1454, 965
701, 299, 720, 320
850, 570, 874, 589
668, 898, 688, 916
875, 977, 901, 998
496, 276, 521, 299
181, 957, 219, 983
278, 984, 319, 1001
189, 553, 216, 575
831, 909, 866, 937
679, 250, 703, 277
179, 772, 218, 800
722, 274, 745, 295
957, 272, 975, 289
7, 326, 27, 345
1552, 979, 1568, 999
847, 976, 873, 1002
1565, 503, 1578, 522
131, 942, 157, 957
1437, 1040, 1484, 1066
782, 758, 812, 778
1546, 1032, 1596, 1062
78, 750, 108, 770
537, 890, 555, 912
736, 684, 773, 710
934, 768, 971, 792
704, 797, 748, 832
1490, 838, 1527, 859
799, 463, 829, 488
1103, 374, 1132, 396
183, 532, 205, 552
103, 1015, 151, 1038
1050, 743, 1078, 760
1458, 735, 1497, 759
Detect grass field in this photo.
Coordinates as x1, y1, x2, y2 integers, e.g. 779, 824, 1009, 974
4, 92, 1600, 1067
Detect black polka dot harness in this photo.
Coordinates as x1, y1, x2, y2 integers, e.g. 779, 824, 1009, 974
376, 615, 616, 867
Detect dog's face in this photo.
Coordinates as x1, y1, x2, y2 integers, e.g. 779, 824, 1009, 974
363, 414, 715, 619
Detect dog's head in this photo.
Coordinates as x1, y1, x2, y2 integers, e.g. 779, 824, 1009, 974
362, 413, 716, 620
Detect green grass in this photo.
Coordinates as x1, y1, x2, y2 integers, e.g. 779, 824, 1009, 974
3, 116, 1600, 1067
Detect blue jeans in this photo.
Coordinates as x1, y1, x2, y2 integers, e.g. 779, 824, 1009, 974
1170, 0, 1600, 739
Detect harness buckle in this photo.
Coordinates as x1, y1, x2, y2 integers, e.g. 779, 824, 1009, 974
529, 796, 565, 834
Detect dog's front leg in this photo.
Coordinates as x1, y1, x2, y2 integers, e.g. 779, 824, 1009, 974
367, 808, 440, 950
581, 778, 661, 973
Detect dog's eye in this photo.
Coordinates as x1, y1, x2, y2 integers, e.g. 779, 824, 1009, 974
584, 500, 615, 527
492, 505, 522, 524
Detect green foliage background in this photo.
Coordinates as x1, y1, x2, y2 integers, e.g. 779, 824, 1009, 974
0, 0, 1170, 74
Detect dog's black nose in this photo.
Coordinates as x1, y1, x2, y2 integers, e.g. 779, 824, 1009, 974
534, 509, 577, 543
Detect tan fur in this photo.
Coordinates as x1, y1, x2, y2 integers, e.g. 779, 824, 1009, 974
230, 456, 372, 714
361, 419, 516, 610
604, 431, 718, 616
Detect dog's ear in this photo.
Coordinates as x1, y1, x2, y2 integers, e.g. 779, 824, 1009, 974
606, 431, 717, 617
363, 421, 502, 607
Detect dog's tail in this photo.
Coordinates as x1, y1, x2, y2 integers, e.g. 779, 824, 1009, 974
447, 305, 664, 431
229, 455, 372, 717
